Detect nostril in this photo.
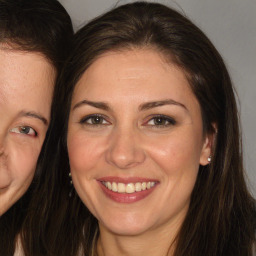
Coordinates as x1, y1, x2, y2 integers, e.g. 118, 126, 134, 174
106, 144, 146, 169
0, 137, 6, 156
105, 131, 146, 169
0, 146, 4, 156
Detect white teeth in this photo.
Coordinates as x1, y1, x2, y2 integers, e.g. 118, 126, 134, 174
126, 183, 135, 193
107, 182, 112, 190
135, 182, 142, 192
141, 182, 147, 190
102, 181, 156, 193
117, 183, 126, 193
112, 182, 118, 192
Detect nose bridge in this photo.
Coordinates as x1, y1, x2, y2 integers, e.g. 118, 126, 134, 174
106, 124, 146, 169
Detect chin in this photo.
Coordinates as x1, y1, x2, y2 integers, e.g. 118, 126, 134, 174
98, 212, 155, 236
104, 224, 149, 236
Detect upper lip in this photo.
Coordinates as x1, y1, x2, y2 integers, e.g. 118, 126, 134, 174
97, 176, 159, 184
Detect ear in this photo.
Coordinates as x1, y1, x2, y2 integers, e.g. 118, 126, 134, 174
199, 123, 217, 166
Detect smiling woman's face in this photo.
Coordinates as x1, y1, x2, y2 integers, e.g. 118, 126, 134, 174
0, 47, 55, 215
67, 49, 211, 236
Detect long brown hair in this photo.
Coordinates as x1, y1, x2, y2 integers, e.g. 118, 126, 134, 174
22, 2, 256, 255
0, 0, 73, 255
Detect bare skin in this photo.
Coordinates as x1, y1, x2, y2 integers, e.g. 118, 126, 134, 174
68, 49, 212, 256
0, 46, 55, 216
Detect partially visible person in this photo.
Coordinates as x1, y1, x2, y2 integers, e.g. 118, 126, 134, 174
0, 0, 73, 254
22, 2, 255, 256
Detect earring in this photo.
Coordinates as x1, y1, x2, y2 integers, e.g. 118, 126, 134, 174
69, 172, 73, 184
207, 156, 212, 163
69, 171, 73, 197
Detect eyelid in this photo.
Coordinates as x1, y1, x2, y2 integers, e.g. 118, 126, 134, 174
143, 114, 176, 127
79, 114, 111, 125
10, 126, 38, 137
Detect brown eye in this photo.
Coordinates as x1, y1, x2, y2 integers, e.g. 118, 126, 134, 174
146, 115, 176, 127
154, 117, 168, 125
80, 114, 109, 125
91, 116, 103, 124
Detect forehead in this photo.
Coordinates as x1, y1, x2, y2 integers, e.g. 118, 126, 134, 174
0, 48, 56, 113
73, 49, 197, 107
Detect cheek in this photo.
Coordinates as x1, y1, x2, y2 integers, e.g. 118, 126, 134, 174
67, 133, 104, 213
0, 144, 37, 215
11, 142, 39, 185
147, 128, 203, 177
68, 133, 103, 176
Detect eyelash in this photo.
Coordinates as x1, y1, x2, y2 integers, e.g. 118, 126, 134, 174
79, 114, 176, 128
145, 115, 176, 128
10, 126, 38, 137
79, 114, 110, 126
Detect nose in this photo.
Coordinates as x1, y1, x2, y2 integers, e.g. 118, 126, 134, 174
0, 134, 5, 156
105, 128, 146, 169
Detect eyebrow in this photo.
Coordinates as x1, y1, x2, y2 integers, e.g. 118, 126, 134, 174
139, 99, 188, 111
73, 100, 109, 111
19, 111, 48, 125
72, 98, 187, 112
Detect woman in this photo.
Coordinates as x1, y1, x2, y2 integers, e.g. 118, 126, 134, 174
0, 0, 73, 254
22, 2, 256, 255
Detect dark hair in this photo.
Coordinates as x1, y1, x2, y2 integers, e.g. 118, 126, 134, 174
22, 2, 256, 255
0, 0, 73, 73
0, 0, 73, 255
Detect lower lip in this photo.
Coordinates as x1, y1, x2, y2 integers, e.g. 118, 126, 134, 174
98, 182, 157, 203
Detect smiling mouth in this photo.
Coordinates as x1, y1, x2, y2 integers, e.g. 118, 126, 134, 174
101, 181, 157, 194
